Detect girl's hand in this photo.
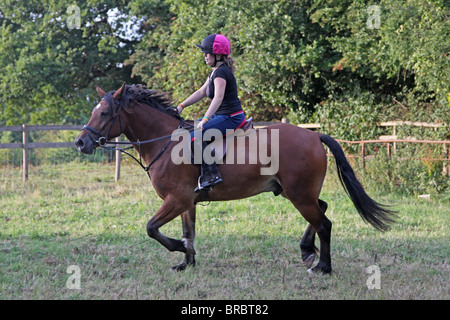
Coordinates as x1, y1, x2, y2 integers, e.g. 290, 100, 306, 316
197, 118, 208, 130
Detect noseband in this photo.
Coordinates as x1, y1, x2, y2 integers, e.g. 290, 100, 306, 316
82, 92, 123, 147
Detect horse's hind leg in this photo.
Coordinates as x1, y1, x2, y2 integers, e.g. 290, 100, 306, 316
300, 199, 328, 269
313, 214, 332, 274
300, 224, 318, 268
292, 199, 332, 274
172, 206, 197, 271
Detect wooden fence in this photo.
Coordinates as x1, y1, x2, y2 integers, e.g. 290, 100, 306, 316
335, 138, 450, 174
1, 124, 81, 182
0, 121, 449, 182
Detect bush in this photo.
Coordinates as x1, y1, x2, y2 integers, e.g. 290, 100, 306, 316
362, 154, 448, 196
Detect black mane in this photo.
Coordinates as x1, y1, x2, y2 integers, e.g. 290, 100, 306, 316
119, 84, 181, 120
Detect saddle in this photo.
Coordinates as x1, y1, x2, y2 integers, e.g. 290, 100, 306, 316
240, 117, 254, 132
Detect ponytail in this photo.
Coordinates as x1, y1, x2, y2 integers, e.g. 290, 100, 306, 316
222, 56, 236, 73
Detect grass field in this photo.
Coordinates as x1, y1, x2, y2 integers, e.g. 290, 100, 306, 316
0, 161, 448, 300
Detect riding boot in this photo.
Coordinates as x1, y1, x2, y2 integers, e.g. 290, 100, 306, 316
192, 141, 223, 192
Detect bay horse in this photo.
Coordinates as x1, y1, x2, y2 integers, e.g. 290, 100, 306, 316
75, 83, 395, 274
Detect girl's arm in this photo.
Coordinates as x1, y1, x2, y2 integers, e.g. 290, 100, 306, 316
177, 79, 209, 114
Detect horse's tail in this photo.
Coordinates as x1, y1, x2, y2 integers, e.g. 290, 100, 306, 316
319, 133, 396, 231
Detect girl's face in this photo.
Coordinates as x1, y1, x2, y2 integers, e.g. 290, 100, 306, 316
204, 53, 220, 67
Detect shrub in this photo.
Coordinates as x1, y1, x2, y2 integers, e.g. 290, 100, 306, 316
362, 153, 448, 196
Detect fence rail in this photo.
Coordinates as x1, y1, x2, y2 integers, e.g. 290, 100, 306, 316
1, 122, 449, 182
0, 124, 84, 181
335, 138, 450, 175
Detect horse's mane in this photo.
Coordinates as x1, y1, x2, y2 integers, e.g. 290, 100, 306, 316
121, 84, 181, 120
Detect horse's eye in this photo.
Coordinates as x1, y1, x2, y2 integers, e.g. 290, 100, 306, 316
100, 110, 109, 117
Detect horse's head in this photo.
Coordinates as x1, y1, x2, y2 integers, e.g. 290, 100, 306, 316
75, 83, 127, 154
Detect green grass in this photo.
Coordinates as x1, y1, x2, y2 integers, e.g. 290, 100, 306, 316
0, 162, 448, 299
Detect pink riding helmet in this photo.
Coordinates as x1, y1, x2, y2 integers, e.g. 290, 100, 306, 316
196, 34, 231, 55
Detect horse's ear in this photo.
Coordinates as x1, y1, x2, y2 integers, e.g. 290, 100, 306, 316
113, 82, 126, 100
96, 86, 106, 98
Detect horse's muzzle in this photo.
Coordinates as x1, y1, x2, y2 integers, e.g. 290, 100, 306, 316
75, 134, 95, 154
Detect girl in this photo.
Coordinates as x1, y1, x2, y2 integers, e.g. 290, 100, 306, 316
177, 34, 246, 192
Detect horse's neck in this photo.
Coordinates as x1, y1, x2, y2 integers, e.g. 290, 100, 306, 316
124, 105, 179, 141
123, 104, 180, 163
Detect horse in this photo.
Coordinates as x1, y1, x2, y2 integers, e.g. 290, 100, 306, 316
75, 83, 396, 274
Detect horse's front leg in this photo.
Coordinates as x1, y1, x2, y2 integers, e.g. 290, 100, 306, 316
172, 206, 196, 271
146, 196, 188, 256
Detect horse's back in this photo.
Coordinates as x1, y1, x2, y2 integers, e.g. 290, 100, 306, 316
266, 122, 326, 159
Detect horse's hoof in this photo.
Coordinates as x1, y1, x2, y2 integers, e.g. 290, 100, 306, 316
172, 262, 187, 272
307, 265, 332, 275
303, 254, 316, 269
172, 260, 195, 272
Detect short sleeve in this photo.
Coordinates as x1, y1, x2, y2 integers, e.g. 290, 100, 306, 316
214, 67, 228, 81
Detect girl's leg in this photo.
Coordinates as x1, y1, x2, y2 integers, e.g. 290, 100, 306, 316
189, 113, 245, 192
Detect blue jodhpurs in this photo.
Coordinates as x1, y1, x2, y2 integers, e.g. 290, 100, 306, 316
190, 111, 246, 142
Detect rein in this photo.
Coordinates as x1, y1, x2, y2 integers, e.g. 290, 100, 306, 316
83, 94, 193, 172
100, 124, 193, 172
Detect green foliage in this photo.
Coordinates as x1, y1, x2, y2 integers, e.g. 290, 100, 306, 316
310, 0, 449, 139
131, 0, 337, 120
128, 0, 449, 128
313, 91, 383, 140
0, 0, 448, 134
229, 0, 333, 120
363, 154, 449, 196
0, 0, 142, 125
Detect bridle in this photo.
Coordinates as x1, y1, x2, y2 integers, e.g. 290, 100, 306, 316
82, 91, 193, 172
82, 91, 123, 148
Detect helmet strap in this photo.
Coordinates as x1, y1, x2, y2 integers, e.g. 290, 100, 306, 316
212, 55, 223, 68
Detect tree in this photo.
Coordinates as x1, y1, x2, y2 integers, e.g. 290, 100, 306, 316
131, 0, 338, 121
1, 0, 447, 138
0, 0, 141, 125
310, 0, 449, 139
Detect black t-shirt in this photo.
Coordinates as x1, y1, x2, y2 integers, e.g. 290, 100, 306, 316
207, 64, 242, 115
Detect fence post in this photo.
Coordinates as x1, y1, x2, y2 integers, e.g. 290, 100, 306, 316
115, 136, 121, 182
22, 124, 29, 182
444, 143, 449, 176
361, 140, 365, 169
393, 124, 397, 155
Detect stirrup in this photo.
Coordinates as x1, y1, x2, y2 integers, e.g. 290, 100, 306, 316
194, 176, 212, 193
